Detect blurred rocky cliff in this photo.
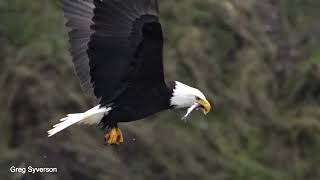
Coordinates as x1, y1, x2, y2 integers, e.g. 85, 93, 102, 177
0, 0, 320, 179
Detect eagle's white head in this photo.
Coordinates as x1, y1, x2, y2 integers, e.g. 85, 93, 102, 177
170, 81, 211, 119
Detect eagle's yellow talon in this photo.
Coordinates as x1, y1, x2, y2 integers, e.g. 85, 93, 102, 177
105, 128, 123, 145
116, 128, 124, 143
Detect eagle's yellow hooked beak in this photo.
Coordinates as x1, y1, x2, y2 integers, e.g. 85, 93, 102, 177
197, 99, 211, 114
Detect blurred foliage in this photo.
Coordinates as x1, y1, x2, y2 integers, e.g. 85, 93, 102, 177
1, 0, 320, 180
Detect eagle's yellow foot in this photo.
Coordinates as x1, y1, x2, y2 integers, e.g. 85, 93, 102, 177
105, 128, 123, 145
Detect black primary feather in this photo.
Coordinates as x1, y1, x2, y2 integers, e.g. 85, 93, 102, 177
63, 0, 95, 97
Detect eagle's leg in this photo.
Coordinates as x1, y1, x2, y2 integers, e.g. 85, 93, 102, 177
105, 126, 123, 145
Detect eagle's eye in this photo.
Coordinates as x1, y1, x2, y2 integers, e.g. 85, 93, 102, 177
195, 96, 201, 101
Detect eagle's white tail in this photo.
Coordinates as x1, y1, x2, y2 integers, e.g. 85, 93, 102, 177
48, 105, 111, 137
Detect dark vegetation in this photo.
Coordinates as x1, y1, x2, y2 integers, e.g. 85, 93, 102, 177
1, 0, 320, 179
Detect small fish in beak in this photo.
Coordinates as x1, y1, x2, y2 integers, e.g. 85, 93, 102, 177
181, 103, 200, 121
181, 99, 211, 121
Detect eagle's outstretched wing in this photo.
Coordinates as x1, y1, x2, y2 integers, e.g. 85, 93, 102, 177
63, 0, 164, 102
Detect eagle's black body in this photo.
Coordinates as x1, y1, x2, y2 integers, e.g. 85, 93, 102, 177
101, 83, 173, 128
63, 0, 174, 129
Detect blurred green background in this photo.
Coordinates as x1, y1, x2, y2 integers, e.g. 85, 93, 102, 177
1, 0, 320, 179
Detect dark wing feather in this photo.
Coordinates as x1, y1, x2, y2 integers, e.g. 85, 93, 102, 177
129, 19, 164, 85
63, 0, 95, 97
88, 0, 163, 102
63, 0, 164, 103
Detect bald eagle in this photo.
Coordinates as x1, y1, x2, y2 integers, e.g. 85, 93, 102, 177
48, 0, 211, 145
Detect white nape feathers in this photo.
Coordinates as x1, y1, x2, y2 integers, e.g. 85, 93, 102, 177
170, 81, 207, 108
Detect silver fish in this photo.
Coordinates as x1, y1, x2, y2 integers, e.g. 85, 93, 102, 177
181, 103, 200, 121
